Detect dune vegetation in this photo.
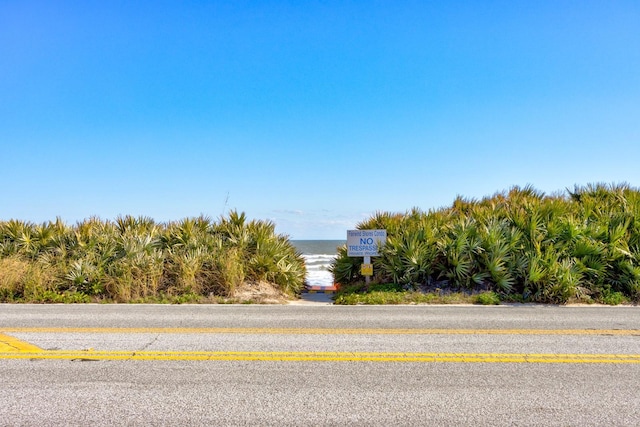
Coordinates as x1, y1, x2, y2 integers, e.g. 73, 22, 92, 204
0, 211, 305, 303
332, 184, 640, 305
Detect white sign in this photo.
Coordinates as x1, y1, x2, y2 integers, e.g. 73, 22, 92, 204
347, 229, 387, 257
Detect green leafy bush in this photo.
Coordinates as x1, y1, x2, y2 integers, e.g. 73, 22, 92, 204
333, 183, 640, 304
600, 290, 627, 306
0, 211, 305, 302
474, 291, 501, 305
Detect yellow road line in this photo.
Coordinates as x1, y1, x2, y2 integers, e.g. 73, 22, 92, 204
3, 331, 639, 364
4, 328, 639, 364
3, 327, 640, 336
0, 333, 42, 352
2, 349, 640, 363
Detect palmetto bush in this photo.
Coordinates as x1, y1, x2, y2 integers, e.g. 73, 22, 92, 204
333, 183, 640, 303
0, 211, 305, 302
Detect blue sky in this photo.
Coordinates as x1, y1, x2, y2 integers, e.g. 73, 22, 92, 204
1, 1, 639, 239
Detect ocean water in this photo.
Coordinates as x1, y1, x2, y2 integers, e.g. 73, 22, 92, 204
291, 240, 345, 287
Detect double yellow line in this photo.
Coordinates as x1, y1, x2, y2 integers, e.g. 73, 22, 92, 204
2, 348, 640, 364
3, 328, 640, 364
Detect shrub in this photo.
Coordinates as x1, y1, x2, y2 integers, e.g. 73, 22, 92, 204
474, 291, 501, 305
0, 211, 305, 302
332, 183, 640, 304
600, 290, 627, 306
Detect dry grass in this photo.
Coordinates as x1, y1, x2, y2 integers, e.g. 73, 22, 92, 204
0, 256, 60, 301
0, 257, 29, 298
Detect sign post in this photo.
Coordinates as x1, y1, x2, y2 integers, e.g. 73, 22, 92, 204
347, 229, 387, 284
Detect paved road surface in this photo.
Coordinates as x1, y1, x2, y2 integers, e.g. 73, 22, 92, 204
2, 304, 640, 426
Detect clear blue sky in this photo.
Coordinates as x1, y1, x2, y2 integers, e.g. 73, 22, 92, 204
2, 1, 639, 239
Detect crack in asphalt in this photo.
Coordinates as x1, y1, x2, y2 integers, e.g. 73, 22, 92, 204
130, 335, 161, 359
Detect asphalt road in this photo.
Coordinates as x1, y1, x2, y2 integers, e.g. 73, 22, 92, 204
2, 304, 640, 426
